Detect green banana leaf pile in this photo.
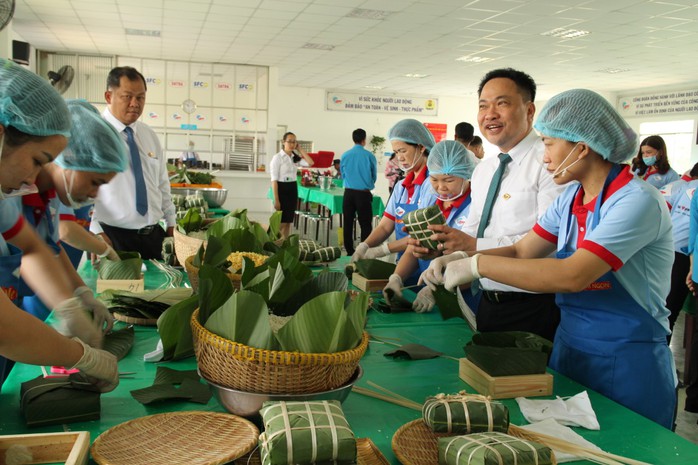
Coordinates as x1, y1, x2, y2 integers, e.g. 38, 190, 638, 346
97, 251, 142, 280
464, 331, 554, 376
158, 235, 368, 359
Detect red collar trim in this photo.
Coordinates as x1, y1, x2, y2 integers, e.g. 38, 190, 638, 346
681, 174, 692, 182
573, 165, 633, 213
22, 189, 56, 208
401, 164, 428, 189
436, 188, 471, 217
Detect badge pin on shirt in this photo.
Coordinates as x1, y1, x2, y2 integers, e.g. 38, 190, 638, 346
503, 193, 511, 200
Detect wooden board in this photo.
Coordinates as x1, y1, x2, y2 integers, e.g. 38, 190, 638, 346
0, 431, 90, 465
96, 276, 145, 293
352, 273, 389, 292
459, 357, 553, 399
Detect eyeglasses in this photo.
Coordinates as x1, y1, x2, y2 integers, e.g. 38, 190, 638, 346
284, 140, 297, 144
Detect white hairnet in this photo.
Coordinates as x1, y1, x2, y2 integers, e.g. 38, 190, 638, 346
54, 100, 127, 173
388, 119, 435, 151
534, 89, 638, 163
0, 59, 71, 137
428, 140, 476, 179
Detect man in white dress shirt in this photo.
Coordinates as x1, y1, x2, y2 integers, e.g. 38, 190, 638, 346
414, 68, 565, 342
90, 67, 176, 259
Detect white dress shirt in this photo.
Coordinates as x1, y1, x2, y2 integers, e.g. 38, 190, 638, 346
460, 130, 566, 292
90, 108, 176, 233
269, 150, 299, 182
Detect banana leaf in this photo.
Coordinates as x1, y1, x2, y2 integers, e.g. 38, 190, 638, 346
103, 326, 135, 360
176, 207, 204, 234
464, 331, 553, 376
204, 215, 245, 239
105, 295, 170, 320
263, 234, 300, 256
403, 205, 445, 250
97, 252, 142, 280
197, 264, 233, 324
267, 211, 282, 241
153, 366, 201, 385
100, 288, 193, 307
382, 288, 413, 312
433, 285, 462, 320
157, 294, 199, 360
281, 271, 349, 315
204, 290, 278, 350
354, 259, 395, 280
130, 378, 210, 405
276, 291, 367, 353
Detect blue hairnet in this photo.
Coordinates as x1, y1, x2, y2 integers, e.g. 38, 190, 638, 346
534, 89, 638, 163
428, 140, 476, 179
53, 100, 127, 173
0, 59, 71, 137
387, 119, 435, 151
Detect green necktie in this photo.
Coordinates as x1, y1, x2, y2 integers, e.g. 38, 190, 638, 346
476, 153, 512, 238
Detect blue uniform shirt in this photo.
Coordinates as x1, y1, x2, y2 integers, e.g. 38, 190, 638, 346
660, 178, 698, 254
340, 144, 377, 190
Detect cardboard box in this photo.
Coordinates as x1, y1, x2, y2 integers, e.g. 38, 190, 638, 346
459, 357, 553, 399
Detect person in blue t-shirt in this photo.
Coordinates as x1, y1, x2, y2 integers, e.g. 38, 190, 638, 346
340, 129, 377, 255
631, 135, 679, 188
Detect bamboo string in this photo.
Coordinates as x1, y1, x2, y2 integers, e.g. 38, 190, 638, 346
351, 383, 651, 465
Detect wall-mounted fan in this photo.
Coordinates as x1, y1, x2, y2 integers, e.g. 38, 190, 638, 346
48, 65, 75, 95
0, 0, 15, 32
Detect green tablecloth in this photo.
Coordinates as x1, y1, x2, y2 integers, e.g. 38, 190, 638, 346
267, 183, 386, 216
1, 258, 697, 465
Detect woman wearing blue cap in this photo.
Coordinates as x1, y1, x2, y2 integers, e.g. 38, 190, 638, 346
382, 140, 477, 312
0, 59, 118, 393
422, 89, 676, 428
351, 119, 436, 265
17, 100, 128, 321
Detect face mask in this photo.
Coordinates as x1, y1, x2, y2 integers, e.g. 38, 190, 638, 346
62, 169, 95, 209
436, 178, 467, 202
551, 142, 582, 179
0, 134, 40, 199
643, 156, 657, 166
399, 146, 423, 172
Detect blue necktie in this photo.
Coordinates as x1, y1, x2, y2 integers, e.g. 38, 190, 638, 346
477, 153, 512, 238
124, 127, 148, 215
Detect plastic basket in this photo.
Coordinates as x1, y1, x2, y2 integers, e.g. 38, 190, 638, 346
191, 309, 369, 394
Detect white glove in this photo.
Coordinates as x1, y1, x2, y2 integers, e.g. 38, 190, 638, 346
412, 287, 435, 313
53, 297, 103, 348
364, 243, 391, 259
74, 286, 113, 333
71, 337, 119, 393
97, 244, 120, 261
444, 254, 482, 292
350, 242, 369, 263
382, 273, 403, 304
419, 251, 469, 291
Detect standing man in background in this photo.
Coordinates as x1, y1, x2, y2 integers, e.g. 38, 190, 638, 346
454, 122, 475, 147
341, 128, 377, 255
90, 66, 176, 260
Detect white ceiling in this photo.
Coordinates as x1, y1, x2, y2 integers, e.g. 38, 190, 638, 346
11, 0, 698, 99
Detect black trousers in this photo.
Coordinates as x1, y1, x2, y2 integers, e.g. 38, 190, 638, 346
277, 181, 298, 223
666, 252, 690, 344
100, 223, 167, 260
477, 291, 560, 343
343, 188, 373, 255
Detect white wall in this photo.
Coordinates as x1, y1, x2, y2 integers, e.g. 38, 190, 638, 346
271, 85, 479, 201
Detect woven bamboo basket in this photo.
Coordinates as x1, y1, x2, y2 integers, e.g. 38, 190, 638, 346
173, 227, 206, 267
192, 309, 369, 394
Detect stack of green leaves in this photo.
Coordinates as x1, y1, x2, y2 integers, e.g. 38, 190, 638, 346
170, 166, 215, 185
403, 204, 445, 250
176, 207, 204, 233
423, 393, 509, 434
259, 400, 357, 465
464, 331, 553, 377
97, 251, 142, 280
438, 432, 553, 465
